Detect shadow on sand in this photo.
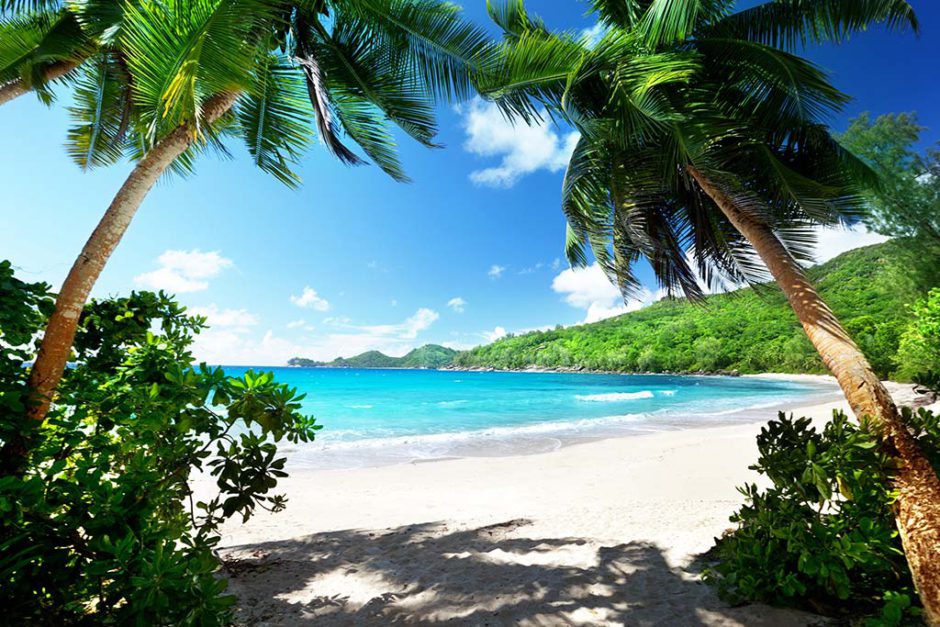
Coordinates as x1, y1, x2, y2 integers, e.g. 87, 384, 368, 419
220, 519, 822, 626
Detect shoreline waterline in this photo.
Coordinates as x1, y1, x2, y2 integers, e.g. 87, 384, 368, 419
221, 368, 846, 471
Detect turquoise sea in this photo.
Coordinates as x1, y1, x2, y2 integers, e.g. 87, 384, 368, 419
224, 367, 840, 469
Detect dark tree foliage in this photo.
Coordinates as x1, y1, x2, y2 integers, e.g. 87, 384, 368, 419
839, 112, 940, 244
0, 262, 321, 624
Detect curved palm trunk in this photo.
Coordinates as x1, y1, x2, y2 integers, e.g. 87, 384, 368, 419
688, 166, 940, 624
0, 92, 238, 475
0, 60, 80, 106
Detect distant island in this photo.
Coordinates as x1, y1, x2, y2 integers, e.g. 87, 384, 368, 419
289, 242, 921, 380
288, 344, 458, 369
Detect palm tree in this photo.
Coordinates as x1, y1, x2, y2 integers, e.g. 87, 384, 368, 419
0, 0, 113, 106
479, 0, 940, 619
13, 0, 486, 443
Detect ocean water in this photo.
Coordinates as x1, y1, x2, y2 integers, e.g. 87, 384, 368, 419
223, 367, 840, 470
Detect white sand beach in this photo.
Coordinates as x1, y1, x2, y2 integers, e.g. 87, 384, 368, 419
200, 379, 933, 626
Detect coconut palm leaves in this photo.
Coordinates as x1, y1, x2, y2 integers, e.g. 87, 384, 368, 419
0, 7, 88, 102
480, 0, 915, 299
56, 0, 486, 185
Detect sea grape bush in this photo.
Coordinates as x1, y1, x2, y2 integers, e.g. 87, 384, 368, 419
706, 410, 940, 624
0, 262, 321, 624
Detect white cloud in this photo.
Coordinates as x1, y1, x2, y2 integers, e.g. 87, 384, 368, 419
191, 308, 441, 365
812, 224, 889, 264
330, 307, 439, 340
518, 262, 545, 275
286, 318, 316, 332
460, 98, 579, 188
552, 263, 659, 324
484, 326, 507, 342
134, 250, 232, 293
290, 286, 331, 311
488, 264, 506, 279
447, 297, 467, 313
188, 304, 258, 329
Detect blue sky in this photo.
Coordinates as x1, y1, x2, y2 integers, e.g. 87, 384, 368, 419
1, 1, 937, 365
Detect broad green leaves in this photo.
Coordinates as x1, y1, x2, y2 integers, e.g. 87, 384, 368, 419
0, 277, 321, 622
706, 408, 938, 622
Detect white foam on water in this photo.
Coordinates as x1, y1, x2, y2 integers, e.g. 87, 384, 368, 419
348, 404, 373, 409
308, 412, 647, 453
437, 399, 469, 407
576, 391, 655, 402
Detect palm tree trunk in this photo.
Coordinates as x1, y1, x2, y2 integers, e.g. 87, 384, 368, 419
688, 165, 940, 624
0, 60, 80, 106
0, 92, 238, 476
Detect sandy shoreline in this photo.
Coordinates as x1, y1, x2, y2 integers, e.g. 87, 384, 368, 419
200, 379, 928, 625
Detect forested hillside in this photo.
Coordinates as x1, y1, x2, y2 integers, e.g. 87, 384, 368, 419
289, 344, 458, 369
454, 241, 934, 379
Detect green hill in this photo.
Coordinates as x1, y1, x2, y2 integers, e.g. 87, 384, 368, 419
288, 344, 458, 369
454, 241, 934, 379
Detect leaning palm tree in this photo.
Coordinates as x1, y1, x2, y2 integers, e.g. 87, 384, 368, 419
14, 0, 486, 440
479, 0, 940, 620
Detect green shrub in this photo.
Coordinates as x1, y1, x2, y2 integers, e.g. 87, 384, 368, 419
0, 262, 321, 624
705, 409, 940, 624
896, 288, 940, 382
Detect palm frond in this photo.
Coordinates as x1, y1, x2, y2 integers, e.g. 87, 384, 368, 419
638, 0, 732, 47
67, 0, 126, 45
0, 9, 87, 101
236, 53, 313, 187
293, 18, 364, 166
697, 38, 849, 128
346, 0, 488, 101
121, 0, 265, 140
65, 52, 130, 168
320, 14, 439, 147
706, 0, 918, 50
486, 0, 547, 39
330, 87, 408, 182
477, 28, 584, 123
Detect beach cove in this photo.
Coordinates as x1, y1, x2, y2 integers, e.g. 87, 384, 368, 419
196, 377, 934, 625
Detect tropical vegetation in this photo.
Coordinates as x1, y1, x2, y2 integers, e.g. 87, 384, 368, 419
839, 112, 940, 245
0, 263, 321, 622
456, 241, 933, 379
707, 407, 940, 624
476, 0, 940, 617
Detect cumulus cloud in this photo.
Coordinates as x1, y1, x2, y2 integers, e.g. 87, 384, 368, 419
447, 297, 467, 313
290, 286, 331, 311
812, 224, 889, 264
188, 304, 258, 329
484, 326, 508, 342
460, 98, 579, 188
552, 263, 660, 324
192, 308, 441, 366
134, 250, 232, 293
488, 264, 506, 279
